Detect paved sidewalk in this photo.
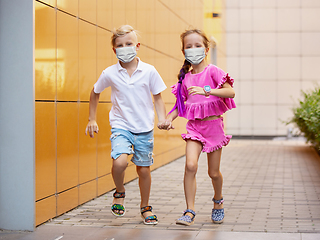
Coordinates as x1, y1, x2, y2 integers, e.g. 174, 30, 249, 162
1, 140, 320, 240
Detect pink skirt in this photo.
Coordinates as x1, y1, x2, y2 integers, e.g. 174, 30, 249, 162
182, 117, 231, 153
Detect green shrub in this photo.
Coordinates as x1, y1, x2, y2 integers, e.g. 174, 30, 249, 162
288, 87, 320, 152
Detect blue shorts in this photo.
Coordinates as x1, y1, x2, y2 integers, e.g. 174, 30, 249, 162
110, 128, 154, 167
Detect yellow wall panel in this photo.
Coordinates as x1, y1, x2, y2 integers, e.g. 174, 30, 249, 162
35, 3, 56, 101
57, 102, 79, 192
136, 0, 155, 48
79, 103, 97, 184
35, 0, 220, 226
57, 0, 78, 17
96, 103, 113, 177
35, 196, 56, 226
97, 28, 113, 102
125, 0, 137, 27
98, 174, 115, 196
57, 187, 78, 216
79, 180, 97, 205
57, 11, 79, 101
112, 0, 126, 27
97, 0, 113, 29
35, 102, 56, 201
79, 0, 97, 24
79, 21, 97, 101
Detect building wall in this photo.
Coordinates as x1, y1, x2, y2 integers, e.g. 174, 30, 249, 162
34, 0, 220, 226
225, 0, 320, 136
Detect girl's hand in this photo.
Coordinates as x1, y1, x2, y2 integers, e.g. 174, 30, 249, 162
85, 120, 99, 138
187, 86, 205, 96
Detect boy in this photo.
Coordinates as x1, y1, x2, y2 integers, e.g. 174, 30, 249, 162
85, 25, 167, 225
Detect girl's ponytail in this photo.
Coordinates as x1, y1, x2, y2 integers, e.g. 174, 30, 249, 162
168, 60, 191, 116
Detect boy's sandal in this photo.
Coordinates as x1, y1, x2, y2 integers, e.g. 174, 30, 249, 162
140, 206, 158, 225
176, 209, 196, 226
212, 197, 224, 224
111, 191, 125, 217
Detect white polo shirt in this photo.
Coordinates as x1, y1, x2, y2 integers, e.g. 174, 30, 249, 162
94, 58, 167, 133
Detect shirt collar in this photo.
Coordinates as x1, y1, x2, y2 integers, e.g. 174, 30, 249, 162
117, 57, 143, 72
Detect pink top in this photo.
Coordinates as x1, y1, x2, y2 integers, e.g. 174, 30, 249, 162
171, 64, 236, 120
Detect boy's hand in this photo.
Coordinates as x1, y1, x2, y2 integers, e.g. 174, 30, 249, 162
157, 120, 174, 131
85, 120, 99, 138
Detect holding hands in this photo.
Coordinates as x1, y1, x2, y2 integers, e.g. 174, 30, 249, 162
157, 119, 174, 131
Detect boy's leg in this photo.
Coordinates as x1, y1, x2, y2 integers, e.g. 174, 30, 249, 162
184, 140, 202, 218
112, 153, 128, 212
136, 166, 156, 222
110, 128, 134, 215
131, 130, 157, 223
207, 148, 223, 210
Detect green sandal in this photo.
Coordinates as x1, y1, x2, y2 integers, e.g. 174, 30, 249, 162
111, 191, 125, 217
141, 206, 158, 225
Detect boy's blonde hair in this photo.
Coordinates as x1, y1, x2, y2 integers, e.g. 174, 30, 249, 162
111, 25, 138, 47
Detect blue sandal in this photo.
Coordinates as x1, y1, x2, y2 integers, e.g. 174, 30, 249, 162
212, 198, 224, 223
141, 206, 158, 225
111, 191, 125, 217
176, 209, 196, 226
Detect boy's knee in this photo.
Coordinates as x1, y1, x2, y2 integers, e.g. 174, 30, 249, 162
208, 171, 221, 180
137, 166, 151, 178
113, 155, 128, 170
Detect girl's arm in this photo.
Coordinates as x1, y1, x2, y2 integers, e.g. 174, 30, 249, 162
187, 82, 235, 98
85, 88, 100, 138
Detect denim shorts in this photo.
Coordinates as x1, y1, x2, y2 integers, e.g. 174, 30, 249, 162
110, 128, 154, 167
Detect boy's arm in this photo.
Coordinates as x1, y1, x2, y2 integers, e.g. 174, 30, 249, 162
85, 88, 100, 138
153, 93, 166, 128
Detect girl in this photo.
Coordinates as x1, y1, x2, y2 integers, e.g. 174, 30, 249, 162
159, 29, 236, 225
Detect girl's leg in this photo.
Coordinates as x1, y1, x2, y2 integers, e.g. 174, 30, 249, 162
207, 148, 223, 209
111, 154, 128, 212
184, 140, 202, 218
136, 166, 156, 223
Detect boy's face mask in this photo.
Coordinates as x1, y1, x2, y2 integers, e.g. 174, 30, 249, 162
184, 47, 206, 65
116, 46, 137, 63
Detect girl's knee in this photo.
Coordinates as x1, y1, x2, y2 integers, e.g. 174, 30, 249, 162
185, 162, 198, 174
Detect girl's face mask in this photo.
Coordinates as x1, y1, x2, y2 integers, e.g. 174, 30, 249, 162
184, 47, 206, 65
116, 46, 137, 63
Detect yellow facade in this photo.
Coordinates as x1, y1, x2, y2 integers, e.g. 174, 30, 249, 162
34, 0, 223, 226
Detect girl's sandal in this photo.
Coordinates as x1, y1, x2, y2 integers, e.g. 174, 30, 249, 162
176, 209, 196, 226
111, 191, 125, 217
140, 206, 158, 225
212, 197, 224, 224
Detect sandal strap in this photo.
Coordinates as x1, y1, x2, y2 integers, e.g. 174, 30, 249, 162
111, 203, 125, 211
145, 215, 158, 221
141, 205, 153, 214
183, 209, 196, 220
212, 197, 224, 205
113, 191, 125, 198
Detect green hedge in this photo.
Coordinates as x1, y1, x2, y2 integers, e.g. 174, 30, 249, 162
288, 87, 320, 152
